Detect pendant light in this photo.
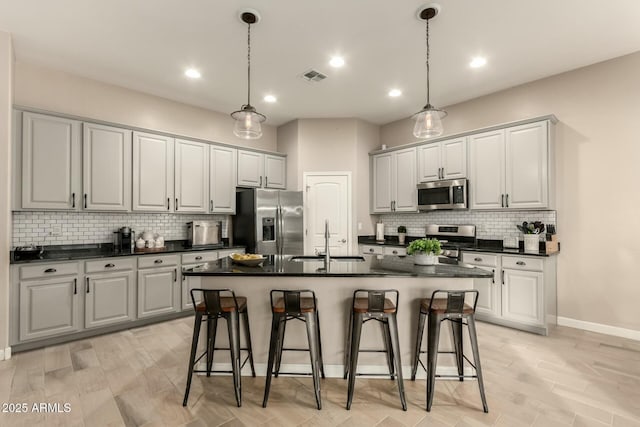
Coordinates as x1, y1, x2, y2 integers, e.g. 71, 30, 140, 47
231, 10, 266, 139
412, 5, 447, 139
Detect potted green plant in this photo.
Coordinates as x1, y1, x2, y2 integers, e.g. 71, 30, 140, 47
397, 225, 407, 244
516, 221, 545, 253
407, 238, 441, 265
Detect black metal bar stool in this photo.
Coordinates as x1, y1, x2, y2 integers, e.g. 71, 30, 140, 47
345, 289, 407, 411
263, 289, 325, 410
182, 288, 255, 408
411, 289, 488, 412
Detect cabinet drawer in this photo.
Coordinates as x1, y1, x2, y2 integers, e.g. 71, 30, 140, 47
138, 254, 179, 269
20, 262, 79, 280
182, 251, 218, 264
383, 246, 407, 256
502, 256, 543, 271
360, 245, 383, 255
85, 258, 134, 273
462, 252, 499, 267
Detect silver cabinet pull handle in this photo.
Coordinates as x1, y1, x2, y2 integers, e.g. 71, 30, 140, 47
210, 200, 213, 212
491, 269, 495, 284
259, 176, 263, 187
44, 268, 57, 273
474, 257, 482, 262
173, 269, 177, 282
195, 256, 203, 261
154, 259, 163, 264
105, 263, 115, 268
501, 270, 505, 285
516, 261, 526, 266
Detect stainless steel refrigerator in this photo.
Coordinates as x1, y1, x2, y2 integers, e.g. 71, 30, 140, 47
232, 188, 303, 255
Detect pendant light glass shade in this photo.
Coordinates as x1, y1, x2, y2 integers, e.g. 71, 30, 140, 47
412, 105, 447, 138
231, 10, 266, 140
231, 105, 266, 140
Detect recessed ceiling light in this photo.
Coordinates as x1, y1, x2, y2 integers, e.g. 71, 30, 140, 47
184, 68, 201, 79
388, 89, 402, 97
469, 57, 487, 68
263, 95, 277, 103
329, 56, 345, 68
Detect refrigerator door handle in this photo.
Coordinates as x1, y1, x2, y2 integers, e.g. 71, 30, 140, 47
278, 206, 284, 253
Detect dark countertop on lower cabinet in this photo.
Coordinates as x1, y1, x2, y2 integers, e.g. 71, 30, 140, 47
358, 235, 559, 257
10, 240, 246, 264
182, 255, 494, 278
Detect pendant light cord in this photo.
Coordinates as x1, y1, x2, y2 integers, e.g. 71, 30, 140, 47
425, 17, 431, 106
247, 23, 252, 107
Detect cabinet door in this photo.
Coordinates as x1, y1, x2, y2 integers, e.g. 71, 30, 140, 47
85, 272, 135, 329
264, 154, 286, 189
417, 143, 441, 183
83, 123, 132, 211
441, 137, 467, 179
371, 152, 393, 213
393, 148, 417, 212
181, 265, 206, 311
237, 150, 264, 187
472, 266, 500, 318
21, 112, 81, 210
505, 121, 548, 209
133, 131, 174, 212
175, 139, 209, 212
137, 267, 179, 318
210, 145, 237, 213
469, 130, 505, 209
19, 276, 80, 341
502, 268, 544, 325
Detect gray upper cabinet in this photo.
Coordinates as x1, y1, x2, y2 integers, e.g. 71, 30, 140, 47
175, 139, 209, 213
237, 150, 286, 189
371, 147, 417, 213
417, 137, 467, 183
83, 123, 132, 211
132, 131, 175, 212
21, 112, 81, 210
209, 145, 237, 213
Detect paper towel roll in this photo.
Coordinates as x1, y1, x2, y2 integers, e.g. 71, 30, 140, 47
376, 223, 385, 241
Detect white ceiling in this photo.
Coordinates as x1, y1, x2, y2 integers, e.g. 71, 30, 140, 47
1, 0, 640, 126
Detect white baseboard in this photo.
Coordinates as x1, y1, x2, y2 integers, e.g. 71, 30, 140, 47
557, 317, 640, 341
195, 362, 473, 380
0, 347, 11, 361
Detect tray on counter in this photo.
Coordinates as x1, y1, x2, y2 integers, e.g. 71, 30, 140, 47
134, 247, 167, 253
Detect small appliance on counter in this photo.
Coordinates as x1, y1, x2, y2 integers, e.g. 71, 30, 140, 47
187, 221, 222, 248
114, 227, 135, 253
502, 236, 519, 249
13, 244, 44, 261
375, 222, 385, 242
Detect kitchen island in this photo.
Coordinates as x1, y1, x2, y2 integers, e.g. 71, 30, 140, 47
183, 255, 492, 378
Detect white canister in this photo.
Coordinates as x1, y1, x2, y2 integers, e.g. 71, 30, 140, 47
135, 238, 145, 249
376, 223, 385, 241
523, 234, 540, 253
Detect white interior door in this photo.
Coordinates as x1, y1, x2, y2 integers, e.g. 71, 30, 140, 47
304, 173, 352, 256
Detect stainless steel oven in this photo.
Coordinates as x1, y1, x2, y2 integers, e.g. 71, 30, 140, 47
417, 179, 467, 211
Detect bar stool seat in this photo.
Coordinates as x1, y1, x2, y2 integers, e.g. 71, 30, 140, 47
264, 290, 325, 410
411, 289, 488, 413
183, 289, 255, 408
345, 289, 406, 411
196, 296, 247, 312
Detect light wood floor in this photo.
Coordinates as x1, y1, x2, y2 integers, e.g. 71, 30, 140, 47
1, 317, 639, 427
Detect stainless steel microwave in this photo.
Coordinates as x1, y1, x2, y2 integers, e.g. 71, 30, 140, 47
417, 179, 468, 211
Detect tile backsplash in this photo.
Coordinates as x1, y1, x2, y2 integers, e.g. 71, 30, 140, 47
12, 211, 229, 248
377, 210, 557, 240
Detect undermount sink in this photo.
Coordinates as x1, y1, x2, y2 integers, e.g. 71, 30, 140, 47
288, 255, 365, 263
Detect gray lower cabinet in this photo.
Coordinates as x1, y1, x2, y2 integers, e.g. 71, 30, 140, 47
19, 276, 80, 341
138, 266, 180, 318
85, 271, 135, 329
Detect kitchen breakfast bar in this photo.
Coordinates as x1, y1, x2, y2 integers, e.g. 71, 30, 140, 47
182, 254, 494, 381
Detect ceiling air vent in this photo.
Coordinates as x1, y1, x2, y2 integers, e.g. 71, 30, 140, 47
301, 69, 327, 82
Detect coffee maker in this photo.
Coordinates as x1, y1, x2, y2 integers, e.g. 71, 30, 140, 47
114, 226, 135, 253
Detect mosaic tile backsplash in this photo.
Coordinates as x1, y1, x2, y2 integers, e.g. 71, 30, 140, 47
12, 211, 229, 248
377, 210, 557, 240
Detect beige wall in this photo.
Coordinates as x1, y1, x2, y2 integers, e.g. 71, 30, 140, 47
0, 32, 13, 355
277, 118, 381, 238
13, 61, 278, 151
380, 52, 640, 332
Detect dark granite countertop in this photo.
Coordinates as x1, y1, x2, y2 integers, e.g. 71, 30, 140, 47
10, 240, 246, 264
358, 235, 558, 257
182, 255, 494, 278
